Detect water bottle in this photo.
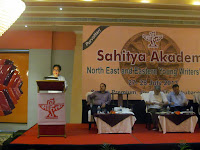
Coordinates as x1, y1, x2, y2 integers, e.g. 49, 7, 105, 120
90, 103, 92, 108
167, 106, 170, 112
97, 106, 101, 114
190, 106, 193, 112
119, 106, 122, 114
186, 109, 189, 115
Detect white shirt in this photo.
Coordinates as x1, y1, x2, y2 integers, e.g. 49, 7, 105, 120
147, 91, 168, 109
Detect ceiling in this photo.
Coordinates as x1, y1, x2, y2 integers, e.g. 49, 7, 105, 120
11, 0, 200, 32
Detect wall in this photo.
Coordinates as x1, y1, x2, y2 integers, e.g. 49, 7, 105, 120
52, 31, 75, 123
0, 30, 76, 131
70, 32, 82, 123
51, 50, 74, 123
27, 49, 52, 128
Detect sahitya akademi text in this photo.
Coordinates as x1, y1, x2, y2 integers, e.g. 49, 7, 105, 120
97, 49, 200, 65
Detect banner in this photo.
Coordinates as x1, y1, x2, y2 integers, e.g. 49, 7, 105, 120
38, 93, 66, 125
82, 26, 200, 100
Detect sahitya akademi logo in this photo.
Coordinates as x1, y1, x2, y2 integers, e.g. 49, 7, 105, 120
39, 98, 64, 119
118, 31, 185, 92
142, 31, 163, 48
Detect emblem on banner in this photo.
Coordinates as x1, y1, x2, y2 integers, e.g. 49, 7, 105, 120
120, 31, 183, 92
142, 31, 163, 48
39, 98, 64, 119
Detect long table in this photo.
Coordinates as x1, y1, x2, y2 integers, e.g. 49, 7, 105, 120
94, 113, 136, 134
157, 112, 198, 134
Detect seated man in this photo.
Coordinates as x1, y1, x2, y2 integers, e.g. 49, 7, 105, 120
145, 85, 168, 130
167, 84, 188, 111
87, 83, 111, 115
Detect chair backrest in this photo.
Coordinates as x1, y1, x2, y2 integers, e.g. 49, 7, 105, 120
118, 94, 123, 107
111, 93, 124, 107
86, 92, 94, 107
86, 92, 93, 101
132, 100, 147, 123
140, 93, 149, 112
193, 93, 200, 104
141, 93, 149, 101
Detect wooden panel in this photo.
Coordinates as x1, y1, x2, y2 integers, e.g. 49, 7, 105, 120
38, 125, 66, 137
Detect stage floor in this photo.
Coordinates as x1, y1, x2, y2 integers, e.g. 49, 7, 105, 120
10, 123, 200, 145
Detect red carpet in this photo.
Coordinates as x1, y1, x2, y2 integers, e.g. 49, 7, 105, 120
11, 124, 200, 145
132, 124, 200, 144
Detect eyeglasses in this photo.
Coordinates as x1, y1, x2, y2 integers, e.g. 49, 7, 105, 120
53, 69, 60, 72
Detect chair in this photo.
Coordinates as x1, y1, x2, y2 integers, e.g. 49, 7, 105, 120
131, 100, 148, 124
86, 92, 95, 130
111, 93, 129, 107
193, 93, 200, 127
140, 93, 152, 130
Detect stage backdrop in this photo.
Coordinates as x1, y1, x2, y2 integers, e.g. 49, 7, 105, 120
0, 53, 28, 123
82, 26, 200, 100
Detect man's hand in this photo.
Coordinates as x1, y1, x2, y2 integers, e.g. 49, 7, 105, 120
184, 99, 189, 106
101, 103, 106, 108
151, 102, 156, 105
170, 102, 175, 105
87, 101, 90, 105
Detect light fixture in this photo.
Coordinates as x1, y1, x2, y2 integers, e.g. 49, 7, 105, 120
25, 25, 27, 27
82, 0, 93, 1
0, 0, 26, 36
59, 7, 63, 10
193, 1, 200, 5
141, 0, 150, 3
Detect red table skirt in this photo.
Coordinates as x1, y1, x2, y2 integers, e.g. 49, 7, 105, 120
38, 125, 66, 137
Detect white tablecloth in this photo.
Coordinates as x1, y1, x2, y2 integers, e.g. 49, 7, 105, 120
94, 115, 136, 134
158, 115, 198, 134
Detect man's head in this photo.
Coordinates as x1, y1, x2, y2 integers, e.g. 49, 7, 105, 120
172, 84, 179, 95
154, 85, 161, 95
53, 64, 61, 77
100, 83, 106, 93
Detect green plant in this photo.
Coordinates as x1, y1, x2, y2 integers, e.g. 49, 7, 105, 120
2, 130, 26, 150
100, 143, 116, 150
178, 143, 192, 150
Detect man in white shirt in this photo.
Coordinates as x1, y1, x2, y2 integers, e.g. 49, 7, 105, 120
48, 64, 68, 90
145, 85, 168, 130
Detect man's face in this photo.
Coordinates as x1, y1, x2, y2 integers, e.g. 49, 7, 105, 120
154, 89, 160, 95
173, 87, 179, 95
53, 66, 60, 77
100, 84, 106, 92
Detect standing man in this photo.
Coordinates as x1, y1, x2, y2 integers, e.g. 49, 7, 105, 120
167, 84, 188, 111
145, 85, 168, 130
87, 83, 111, 114
48, 64, 68, 90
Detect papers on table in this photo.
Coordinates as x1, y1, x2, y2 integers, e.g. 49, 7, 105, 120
155, 111, 195, 115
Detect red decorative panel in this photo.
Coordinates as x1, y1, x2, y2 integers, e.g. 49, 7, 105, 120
39, 125, 65, 136
0, 59, 23, 116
